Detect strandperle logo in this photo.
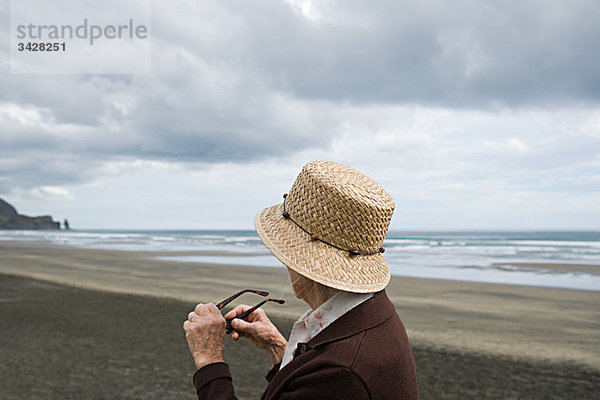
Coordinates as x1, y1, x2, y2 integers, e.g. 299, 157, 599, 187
15, 19, 149, 45
10, 0, 151, 74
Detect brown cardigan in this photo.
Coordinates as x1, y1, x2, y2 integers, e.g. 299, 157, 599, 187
193, 290, 418, 400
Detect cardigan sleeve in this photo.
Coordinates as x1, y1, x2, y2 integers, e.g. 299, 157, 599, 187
193, 363, 371, 400
193, 362, 237, 400
265, 363, 282, 382
276, 366, 371, 400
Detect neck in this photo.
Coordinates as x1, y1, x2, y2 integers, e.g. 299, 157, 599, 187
305, 286, 337, 310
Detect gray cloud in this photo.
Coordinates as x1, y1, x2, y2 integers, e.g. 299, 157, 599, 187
1, 0, 599, 196
233, 0, 600, 106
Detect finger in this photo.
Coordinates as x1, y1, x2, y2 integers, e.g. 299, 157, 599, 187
249, 308, 267, 322
206, 303, 219, 313
188, 311, 196, 321
231, 331, 239, 341
231, 318, 257, 335
233, 330, 251, 339
196, 303, 221, 317
237, 307, 267, 323
194, 303, 206, 315
183, 320, 191, 330
224, 304, 252, 319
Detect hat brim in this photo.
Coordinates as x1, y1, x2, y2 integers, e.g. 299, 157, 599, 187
254, 203, 390, 293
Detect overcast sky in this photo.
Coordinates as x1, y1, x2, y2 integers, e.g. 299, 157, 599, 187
1, 0, 599, 230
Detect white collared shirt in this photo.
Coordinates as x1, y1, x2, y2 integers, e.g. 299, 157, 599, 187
279, 291, 374, 370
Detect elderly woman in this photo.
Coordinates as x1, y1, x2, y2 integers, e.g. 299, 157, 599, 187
184, 161, 418, 399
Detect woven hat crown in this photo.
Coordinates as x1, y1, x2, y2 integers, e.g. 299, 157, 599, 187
286, 161, 395, 254
255, 160, 395, 292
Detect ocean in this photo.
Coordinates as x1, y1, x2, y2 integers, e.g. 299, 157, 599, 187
1, 230, 599, 291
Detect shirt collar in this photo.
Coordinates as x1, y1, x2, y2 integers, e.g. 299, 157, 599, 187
297, 291, 374, 340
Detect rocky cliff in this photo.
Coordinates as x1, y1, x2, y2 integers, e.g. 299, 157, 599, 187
0, 198, 60, 230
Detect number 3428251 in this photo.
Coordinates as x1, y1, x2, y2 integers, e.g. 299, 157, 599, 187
18, 42, 66, 51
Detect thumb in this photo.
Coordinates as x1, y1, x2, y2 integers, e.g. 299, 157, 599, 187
231, 318, 257, 334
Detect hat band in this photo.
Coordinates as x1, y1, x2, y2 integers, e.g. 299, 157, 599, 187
281, 193, 385, 256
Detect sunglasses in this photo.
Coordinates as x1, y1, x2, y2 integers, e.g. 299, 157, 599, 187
216, 289, 285, 334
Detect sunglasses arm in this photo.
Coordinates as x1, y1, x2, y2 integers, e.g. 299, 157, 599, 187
216, 289, 269, 310
225, 299, 285, 334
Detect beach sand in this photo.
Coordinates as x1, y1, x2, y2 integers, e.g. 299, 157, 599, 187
492, 262, 600, 276
1, 241, 599, 399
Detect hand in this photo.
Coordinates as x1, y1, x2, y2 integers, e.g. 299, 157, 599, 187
225, 305, 287, 366
183, 303, 226, 370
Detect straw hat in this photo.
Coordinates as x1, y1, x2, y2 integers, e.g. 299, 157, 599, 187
254, 160, 395, 293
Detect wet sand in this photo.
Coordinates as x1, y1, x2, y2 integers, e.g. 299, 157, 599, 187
1, 241, 599, 399
492, 262, 600, 275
